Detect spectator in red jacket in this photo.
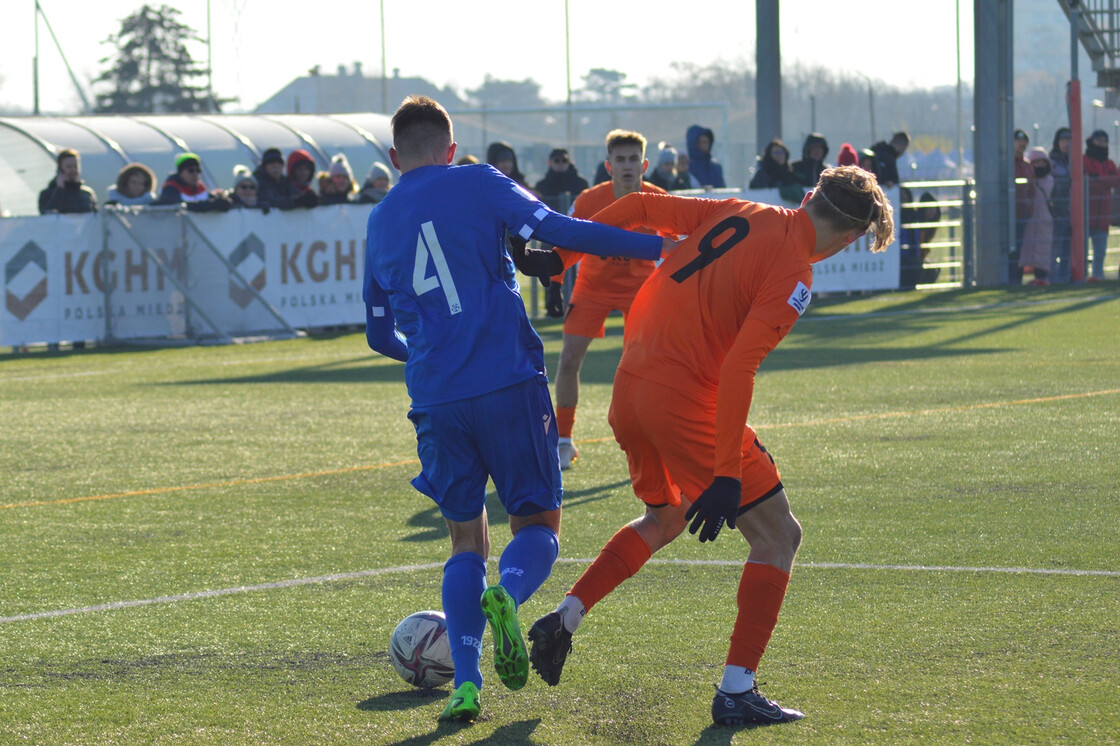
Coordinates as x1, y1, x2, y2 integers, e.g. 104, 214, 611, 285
1084, 129, 1120, 280
286, 149, 320, 208
1012, 129, 1034, 284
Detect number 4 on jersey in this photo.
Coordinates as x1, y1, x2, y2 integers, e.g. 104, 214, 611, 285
413, 221, 462, 314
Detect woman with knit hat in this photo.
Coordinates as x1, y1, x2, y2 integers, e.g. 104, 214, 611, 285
230, 165, 268, 211
357, 161, 392, 205
319, 153, 359, 205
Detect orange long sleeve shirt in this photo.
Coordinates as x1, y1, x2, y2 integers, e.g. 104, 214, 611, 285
591, 192, 818, 478
552, 180, 667, 304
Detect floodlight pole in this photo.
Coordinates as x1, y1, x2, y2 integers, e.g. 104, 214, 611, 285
565, 0, 573, 149
33, 0, 40, 115
35, 0, 92, 113
206, 0, 214, 111
1069, 1, 1086, 281
380, 0, 388, 113
956, 0, 963, 178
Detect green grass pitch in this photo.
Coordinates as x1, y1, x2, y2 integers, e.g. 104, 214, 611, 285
1, 284, 1118, 744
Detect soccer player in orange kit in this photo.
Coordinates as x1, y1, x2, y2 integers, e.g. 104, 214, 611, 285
551, 129, 667, 470
528, 165, 895, 726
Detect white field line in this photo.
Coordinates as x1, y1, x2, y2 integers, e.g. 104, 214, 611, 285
2, 558, 1116, 625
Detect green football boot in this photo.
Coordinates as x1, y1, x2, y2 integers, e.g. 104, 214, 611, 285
439, 681, 480, 722
480, 584, 529, 690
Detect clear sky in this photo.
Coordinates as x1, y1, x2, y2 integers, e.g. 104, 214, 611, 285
1, 0, 975, 114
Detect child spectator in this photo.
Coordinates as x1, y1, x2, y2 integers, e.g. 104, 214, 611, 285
106, 162, 156, 206
858, 148, 879, 175
836, 143, 860, 168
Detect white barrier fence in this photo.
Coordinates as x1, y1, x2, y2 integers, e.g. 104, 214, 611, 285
2, 188, 902, 347
2, 206, 369, 347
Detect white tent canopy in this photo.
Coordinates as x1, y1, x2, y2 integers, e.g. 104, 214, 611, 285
0, 113, 393, 217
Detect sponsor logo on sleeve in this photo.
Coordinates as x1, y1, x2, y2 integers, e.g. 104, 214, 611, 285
786, 281, 811, 315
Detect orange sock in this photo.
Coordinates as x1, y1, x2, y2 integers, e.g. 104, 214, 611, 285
726, 562, 790, 670
568, 525, 651, 611
556, 406, 576, 439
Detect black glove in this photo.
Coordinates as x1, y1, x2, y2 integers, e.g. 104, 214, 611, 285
546, 282, 564, 318
508, 234, 563, 287
685, 476, 742, 543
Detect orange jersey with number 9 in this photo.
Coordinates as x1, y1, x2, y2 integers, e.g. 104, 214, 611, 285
590, 192, 817, 477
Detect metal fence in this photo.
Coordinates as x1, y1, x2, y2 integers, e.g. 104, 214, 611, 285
898, 179, 975, 289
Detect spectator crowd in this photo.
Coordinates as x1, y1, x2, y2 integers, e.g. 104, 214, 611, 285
37, 147, 398, 217
30, 119, 1115, 285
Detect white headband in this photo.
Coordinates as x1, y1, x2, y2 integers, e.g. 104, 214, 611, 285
818, 186, 872, 224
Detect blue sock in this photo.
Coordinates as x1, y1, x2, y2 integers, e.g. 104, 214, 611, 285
442, 551, 486, 688
498, 524, 559, 606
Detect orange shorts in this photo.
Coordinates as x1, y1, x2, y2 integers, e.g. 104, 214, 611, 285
608, 369, 782, 510
562, 294, 634, 338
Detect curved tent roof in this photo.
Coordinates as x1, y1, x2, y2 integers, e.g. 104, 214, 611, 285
0, 113, 392, 217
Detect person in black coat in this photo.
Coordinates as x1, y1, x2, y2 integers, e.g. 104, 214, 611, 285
38, 148, 98, 214
748, 139, 799, 189
792, 133, 830, 187
869, 131, 910, 187
253, 148, 300, 210
534, 148, 590, 200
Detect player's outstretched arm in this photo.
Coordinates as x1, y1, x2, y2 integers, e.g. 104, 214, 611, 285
592, 191, 727, 237
532, 212, 661, 261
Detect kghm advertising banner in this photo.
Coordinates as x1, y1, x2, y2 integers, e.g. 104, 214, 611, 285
0, 206, 370, 347
2, 191, 904, 347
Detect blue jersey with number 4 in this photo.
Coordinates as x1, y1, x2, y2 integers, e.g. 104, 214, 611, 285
363, 163, 660, 407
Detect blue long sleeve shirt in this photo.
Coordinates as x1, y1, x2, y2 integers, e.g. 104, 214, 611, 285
363, 163, 662, 407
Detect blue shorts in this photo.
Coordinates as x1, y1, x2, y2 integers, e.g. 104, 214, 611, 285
407, 375, 563, 522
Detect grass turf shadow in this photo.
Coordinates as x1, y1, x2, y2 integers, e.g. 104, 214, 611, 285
400, 479, 632, 544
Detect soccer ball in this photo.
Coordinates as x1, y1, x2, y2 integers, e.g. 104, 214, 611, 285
388, 610, 454, 688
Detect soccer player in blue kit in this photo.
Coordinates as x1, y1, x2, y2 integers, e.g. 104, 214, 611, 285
363, 96, 673, 722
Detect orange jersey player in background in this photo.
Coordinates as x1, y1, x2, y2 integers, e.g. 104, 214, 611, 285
549, 129, 667, 471
529, 166, 895, 726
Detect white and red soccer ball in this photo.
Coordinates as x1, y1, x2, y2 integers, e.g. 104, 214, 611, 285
389, 610, 454, 688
